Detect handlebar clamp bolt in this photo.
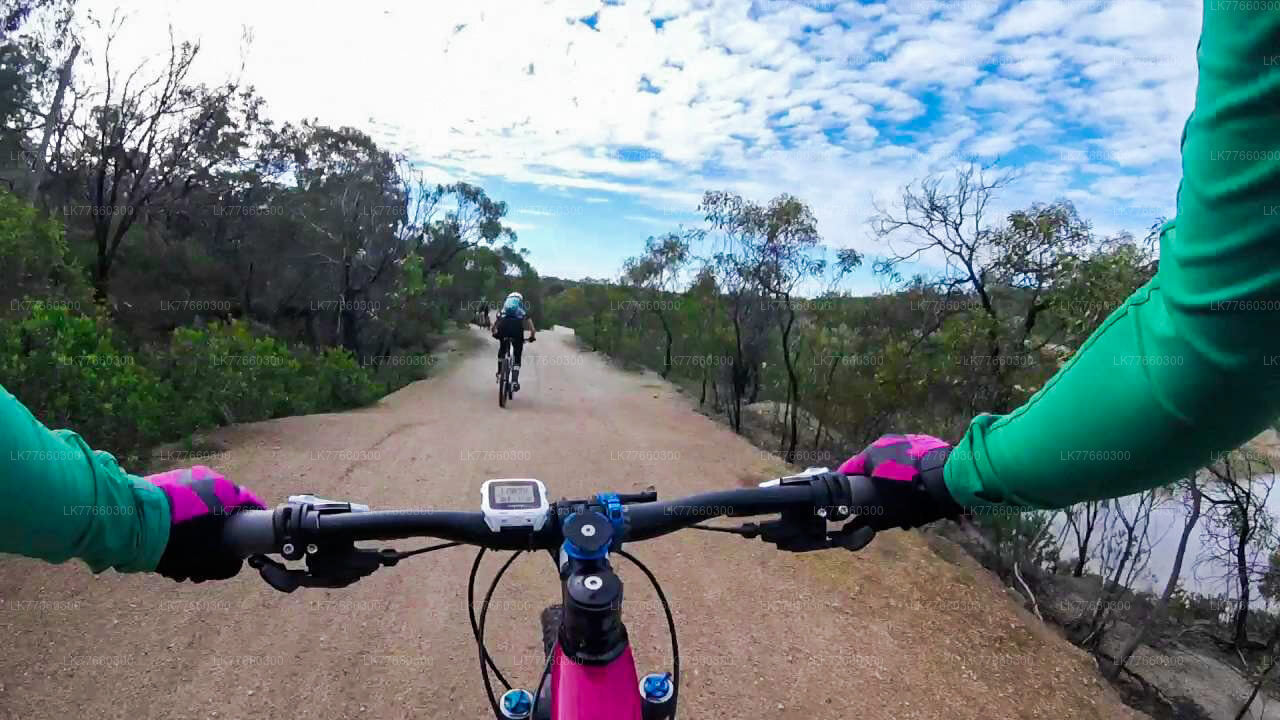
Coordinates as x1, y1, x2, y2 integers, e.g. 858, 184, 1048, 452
306, 544, 318, 555
816, 507, 828, 518
282, 543, 295, 556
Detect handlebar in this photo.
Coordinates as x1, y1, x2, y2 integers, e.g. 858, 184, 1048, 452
223, 472, 879, 563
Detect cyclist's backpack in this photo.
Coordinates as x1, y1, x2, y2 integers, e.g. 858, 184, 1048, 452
502, 296, 526, 319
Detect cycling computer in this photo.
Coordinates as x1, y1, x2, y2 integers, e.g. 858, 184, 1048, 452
481, 479, 549, 532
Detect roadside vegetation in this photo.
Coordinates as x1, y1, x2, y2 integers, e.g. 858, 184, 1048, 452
541, 177, 1280, 719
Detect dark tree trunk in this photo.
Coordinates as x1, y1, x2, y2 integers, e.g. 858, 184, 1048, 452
1234, 538, 1253, 649
813, 356, 839, 449
1110, 482, 1202, 679
29, 44, 80, 205
1085, 530, 1136, 649
658, 310, 673, 379
1070, 502, 1100, 578
93, 253, 111, 303
779, 303, 800, 464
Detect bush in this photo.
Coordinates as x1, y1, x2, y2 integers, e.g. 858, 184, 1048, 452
971, 509, 1061, 579
0, 188, 93, 315
163, 321, 306, 426
0, 302, 173, 461
162, 320, 383, 426
307, 346, 383, 409
1, 304, 388, 462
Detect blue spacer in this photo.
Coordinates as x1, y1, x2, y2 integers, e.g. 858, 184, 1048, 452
595, 492, 626, 542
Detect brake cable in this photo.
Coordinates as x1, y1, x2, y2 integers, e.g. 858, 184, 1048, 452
690, 522, 760, 537
617, 549, 681, 720
387, 541, 462, 560
469, 548, 521, 719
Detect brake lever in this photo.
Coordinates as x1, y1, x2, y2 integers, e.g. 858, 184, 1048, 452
248, 555, 306, 593
828, 524, 877, 552
247, 546, 400, 593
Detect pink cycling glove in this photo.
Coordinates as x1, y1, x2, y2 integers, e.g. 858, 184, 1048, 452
144, 465, 266, 582
838, 434, 965, 531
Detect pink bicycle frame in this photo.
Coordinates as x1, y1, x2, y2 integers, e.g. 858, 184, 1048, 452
549, 643, 643, 719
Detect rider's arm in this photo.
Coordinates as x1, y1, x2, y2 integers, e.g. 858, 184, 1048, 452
524, 317, 536, 335
944, 3, 1280, 509
0, 384, 170, 572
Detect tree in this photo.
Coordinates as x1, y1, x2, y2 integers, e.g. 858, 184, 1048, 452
702, 203, 760, 433
1109, 476, 1203, 679
0, 0, 79, 194
702, 190, 825, 448
419, 181, 517, 274
871, 167, 1098, 412
60, 19, 242, 301
749, 195, 827, 463
269, 122, 409, 356
1065, 500, 1103, 578
1079, 491, 1157, 651
621, 230, 692, 378
1200, 450, 1278, 649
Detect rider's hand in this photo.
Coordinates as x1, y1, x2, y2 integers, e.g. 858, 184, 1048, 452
144, 465, 266, 582
837, 434, 965, 533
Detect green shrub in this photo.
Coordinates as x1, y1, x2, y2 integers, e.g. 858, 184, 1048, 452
0, 302, 174, 461
161, 320, 382, 426
163, 320, 305, 426
0, 304, 388, 462
304, 346, 383, 409
0, 189, 93, 315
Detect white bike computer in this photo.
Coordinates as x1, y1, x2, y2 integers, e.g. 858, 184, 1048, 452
481, 479, 549, 532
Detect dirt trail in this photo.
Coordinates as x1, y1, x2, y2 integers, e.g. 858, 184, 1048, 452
0, 327, 1143, 719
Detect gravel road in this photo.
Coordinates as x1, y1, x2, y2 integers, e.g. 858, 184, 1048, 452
0, 327, 1144, 719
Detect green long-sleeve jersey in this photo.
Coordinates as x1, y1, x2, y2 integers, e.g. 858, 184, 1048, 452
944, 2, 1280, 508
0, 383, 170, 572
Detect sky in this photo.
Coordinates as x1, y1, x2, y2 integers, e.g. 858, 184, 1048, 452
71, 0, 1201, 291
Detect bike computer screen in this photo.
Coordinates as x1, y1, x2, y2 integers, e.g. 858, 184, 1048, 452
481, 479, 548, 532
489, 481, 540, 509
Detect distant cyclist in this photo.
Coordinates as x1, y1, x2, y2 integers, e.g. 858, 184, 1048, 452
492, 291, 536, 392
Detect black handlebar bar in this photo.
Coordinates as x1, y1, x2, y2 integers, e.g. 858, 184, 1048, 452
222, 472, 878, 559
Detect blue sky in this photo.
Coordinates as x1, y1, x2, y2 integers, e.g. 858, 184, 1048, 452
79, 0, 1200, 291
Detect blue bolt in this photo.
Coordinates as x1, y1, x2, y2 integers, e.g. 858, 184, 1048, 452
502, 689, 533, 717
643, 672, 672, 700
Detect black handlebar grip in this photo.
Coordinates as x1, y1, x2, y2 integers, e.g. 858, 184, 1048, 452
841, 474, 882, 509
221, 509, 278, 557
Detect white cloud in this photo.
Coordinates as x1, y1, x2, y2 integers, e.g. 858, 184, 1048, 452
622, 214, 672, 227
992, 0, 1077, 39
69, 0, 1201, 262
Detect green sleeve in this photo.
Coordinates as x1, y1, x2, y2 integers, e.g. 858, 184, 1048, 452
0, 384, 170, 572
944, 2, 1280, 509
